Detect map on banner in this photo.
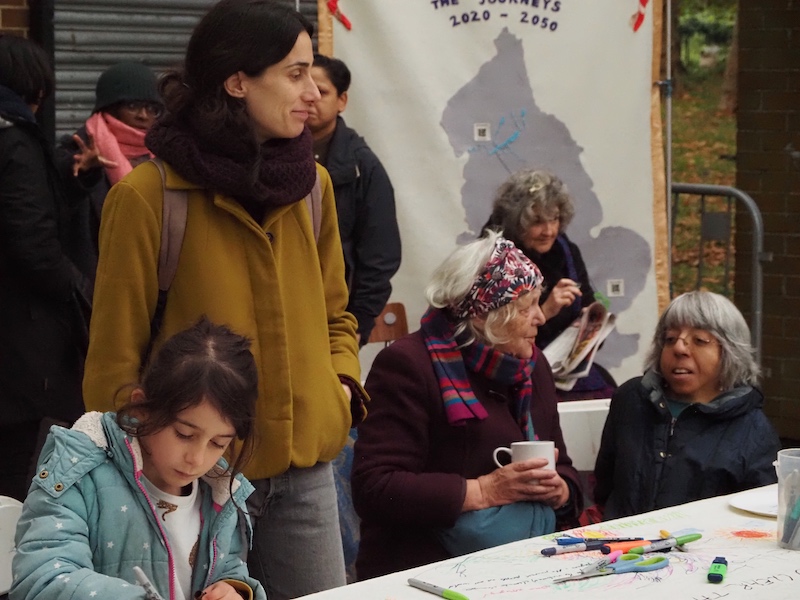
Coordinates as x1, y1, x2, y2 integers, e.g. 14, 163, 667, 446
336, 0, 664, 383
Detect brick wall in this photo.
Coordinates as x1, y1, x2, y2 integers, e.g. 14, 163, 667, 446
736, 0, 800, 443
0, 0, 28, 35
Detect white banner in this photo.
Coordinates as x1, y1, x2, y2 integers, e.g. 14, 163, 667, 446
336, 0, 663, 384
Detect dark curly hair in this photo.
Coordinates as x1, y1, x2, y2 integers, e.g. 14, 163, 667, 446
116, 316, 259, 481
157, 0, 313, 150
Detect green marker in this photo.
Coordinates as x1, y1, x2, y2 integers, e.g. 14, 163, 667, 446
408, 577, 470, 600
707, 556, 728, 583
629, 533, 702, 554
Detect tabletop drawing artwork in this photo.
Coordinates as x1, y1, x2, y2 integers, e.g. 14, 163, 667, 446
413, 511, 800, 600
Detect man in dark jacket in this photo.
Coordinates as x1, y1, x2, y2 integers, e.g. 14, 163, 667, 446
307, 54, 401, 345
0, 34, 90, 500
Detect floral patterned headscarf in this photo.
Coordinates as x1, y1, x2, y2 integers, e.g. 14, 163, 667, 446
450, 237, 544, 320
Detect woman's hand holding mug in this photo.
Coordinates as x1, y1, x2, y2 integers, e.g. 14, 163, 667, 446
464, 441, 568, 511
492, 440, 555, 471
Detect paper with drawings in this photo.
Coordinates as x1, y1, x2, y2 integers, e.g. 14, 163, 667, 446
415, 487, 799, 599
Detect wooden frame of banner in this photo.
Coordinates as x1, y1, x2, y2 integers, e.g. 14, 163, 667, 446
650, 1, 669, 312
318, 2, 670, 312
317, 0, 333, 56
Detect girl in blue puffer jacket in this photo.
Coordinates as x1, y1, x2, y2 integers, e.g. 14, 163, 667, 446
12, 318, 266, 600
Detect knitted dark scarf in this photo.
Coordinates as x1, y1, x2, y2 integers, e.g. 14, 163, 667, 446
146, 119, 316, 218
0, 84, 37, 123
421, 307, 536, 439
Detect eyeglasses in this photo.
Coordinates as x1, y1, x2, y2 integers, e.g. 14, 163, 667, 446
121, 101, 163, 116
662, 329, 719, 350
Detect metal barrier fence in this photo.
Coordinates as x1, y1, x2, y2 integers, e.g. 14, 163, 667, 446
670, 183, 770, 365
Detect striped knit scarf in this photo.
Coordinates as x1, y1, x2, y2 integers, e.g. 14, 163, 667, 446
421, 307, 536, 439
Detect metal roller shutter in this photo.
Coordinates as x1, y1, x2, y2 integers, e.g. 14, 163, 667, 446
53, 0, 319, 140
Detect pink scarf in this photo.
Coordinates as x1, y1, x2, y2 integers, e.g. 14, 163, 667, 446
85, 112, 152, 184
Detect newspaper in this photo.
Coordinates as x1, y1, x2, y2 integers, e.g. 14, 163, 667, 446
542, 302, 616, 391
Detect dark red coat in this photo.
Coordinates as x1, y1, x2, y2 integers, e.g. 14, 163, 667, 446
352, 330, 582, 580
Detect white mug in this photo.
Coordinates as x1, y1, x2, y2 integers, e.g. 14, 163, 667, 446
493, 441, 555, 470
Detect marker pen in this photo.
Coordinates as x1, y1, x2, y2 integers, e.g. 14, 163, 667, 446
542, 541, 605, 555
627, 538, 677, 554
408, 577, 469, 600
707, 556, 727, 583
133, 566, 165, 600
600, 539, 659, 554
556, 536, 644, 545
628, 534, 702, 554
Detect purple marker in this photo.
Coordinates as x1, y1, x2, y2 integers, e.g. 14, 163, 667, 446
542, 542, 604, 556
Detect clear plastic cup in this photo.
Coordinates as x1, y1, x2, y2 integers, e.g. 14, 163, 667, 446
776, 448, 800, 550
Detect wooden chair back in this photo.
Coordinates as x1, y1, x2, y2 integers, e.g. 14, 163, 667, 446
367, 302, 409, 346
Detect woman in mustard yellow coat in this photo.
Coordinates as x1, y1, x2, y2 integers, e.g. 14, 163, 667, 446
82, 2, 365, 599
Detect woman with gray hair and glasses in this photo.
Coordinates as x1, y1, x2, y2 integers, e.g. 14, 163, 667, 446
589, 291, 779, 522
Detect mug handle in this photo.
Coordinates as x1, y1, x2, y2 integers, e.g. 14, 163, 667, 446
493, 447, 512, 468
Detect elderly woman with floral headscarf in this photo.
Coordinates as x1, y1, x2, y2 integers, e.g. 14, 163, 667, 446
352, 232, 582, 580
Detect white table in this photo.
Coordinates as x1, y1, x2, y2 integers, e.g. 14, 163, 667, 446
300, 485, 798, 599
0, 495, 23, 595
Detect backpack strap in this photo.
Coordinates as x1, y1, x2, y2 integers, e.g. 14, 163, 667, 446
142, 158, 188, 368
153, 158, 189, 292
305, 171, 322, 242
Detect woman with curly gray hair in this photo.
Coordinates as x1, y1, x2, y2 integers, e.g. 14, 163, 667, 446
590, 291, 779, 521
483, 168, 614, 399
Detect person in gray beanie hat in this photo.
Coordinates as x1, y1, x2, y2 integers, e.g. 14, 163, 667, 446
55, 61, 163, 283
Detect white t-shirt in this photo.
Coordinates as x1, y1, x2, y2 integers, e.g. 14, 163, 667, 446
142, 477, 202, 600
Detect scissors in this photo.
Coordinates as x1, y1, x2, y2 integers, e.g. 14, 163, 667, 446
553, 553, 669, 583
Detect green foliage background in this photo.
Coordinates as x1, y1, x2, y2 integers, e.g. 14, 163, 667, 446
669, 0, 737, 298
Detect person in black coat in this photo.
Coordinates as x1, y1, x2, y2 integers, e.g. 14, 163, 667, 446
483, 169, 615, 399
0, 34, 91, 500
591, 291, 780, 521
55, 62, 161, 282
307, 54, 401, 345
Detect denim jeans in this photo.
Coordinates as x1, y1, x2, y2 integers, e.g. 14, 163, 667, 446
246, 462, 346, 600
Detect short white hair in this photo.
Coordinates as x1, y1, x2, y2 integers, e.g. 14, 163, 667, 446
425, 231, 536, 346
